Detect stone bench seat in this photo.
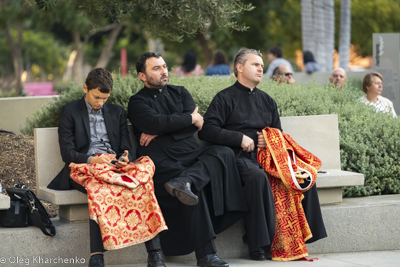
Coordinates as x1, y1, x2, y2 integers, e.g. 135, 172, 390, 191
34, 114, 364, 221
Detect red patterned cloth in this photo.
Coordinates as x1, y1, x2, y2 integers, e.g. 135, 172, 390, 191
70, 155, 167, 250
257, 127, 322, 261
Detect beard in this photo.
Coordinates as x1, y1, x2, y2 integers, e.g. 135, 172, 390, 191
145, 74, 169, 89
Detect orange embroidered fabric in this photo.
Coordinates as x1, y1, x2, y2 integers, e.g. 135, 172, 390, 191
257, 127, 322, 261
70, 155, 168, 250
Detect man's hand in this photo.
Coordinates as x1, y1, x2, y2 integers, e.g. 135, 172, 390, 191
241, 135, 255, 153
140, 133, 158, 146
115, 150, 129, 168
257, 131, 266, 148
191, 106, 204, 131
90, 154, 114, 166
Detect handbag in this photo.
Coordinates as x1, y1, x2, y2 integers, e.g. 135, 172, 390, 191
0, 184, 56, 236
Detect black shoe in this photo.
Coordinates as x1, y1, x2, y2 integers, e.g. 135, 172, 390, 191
89, 254, 104, 267
165, 178, 199, 205
148, 250, 166, 267
249, 248, 267, 261
197, 254, 229, 267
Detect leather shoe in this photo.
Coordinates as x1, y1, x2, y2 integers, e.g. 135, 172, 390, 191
89, 254, 105, 267
165, 178, 198, 205
197, 253, 229, 267
249, 248, 267, 261
147, 250, 166, 267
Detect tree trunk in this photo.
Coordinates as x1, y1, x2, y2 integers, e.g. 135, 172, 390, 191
72, 32, 92, 84
313, 1, 326, 71
4, 24, 24, 95
197, 31, 212, 65
339, 0, 351, 71
301, 0, 314, 53
95, 23, 125, 69
324, 0, 335, 71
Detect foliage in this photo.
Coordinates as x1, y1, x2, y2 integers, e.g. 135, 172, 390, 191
336, 0, 400, 57
22, 75, 400, 197
0, 29, 68, 80
32, 0, 254, 42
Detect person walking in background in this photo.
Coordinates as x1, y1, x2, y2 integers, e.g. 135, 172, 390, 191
265, 46, 294, 78
360, 72, 397, 118
303, 51, 321, 74
173, 50, 204, 77
329, 67, 347, 88
206, 50, 231, 76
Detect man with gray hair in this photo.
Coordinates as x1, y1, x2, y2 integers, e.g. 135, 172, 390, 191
199, 48, 326, 261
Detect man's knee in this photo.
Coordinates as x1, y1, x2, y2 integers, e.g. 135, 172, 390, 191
240, 167, 268, 187
209, 145, 235, 157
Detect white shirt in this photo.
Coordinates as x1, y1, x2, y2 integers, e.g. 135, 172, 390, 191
359, 95, 397, 118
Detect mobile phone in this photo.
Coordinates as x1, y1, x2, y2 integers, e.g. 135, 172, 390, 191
111, 151, 127, 164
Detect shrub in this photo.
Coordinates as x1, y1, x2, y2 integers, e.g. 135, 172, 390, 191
22, 74, 400, 197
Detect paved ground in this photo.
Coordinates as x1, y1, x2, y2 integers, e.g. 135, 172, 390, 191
110, 250, 400, 267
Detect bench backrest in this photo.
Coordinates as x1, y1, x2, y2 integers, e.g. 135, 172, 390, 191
281, 114, 340, 169
35, 114, 340, 189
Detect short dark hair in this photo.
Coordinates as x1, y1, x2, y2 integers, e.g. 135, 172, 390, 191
136, 52, 163, 74
303, 51, 316, 63
268, 46, 283, 58
85, 68, 113, 93
233, 48, 262, 77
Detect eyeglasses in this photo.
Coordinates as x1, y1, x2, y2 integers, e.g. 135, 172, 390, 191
284, 72, 293, 77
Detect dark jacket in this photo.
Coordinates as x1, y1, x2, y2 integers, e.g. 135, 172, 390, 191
48, 97, 133, 190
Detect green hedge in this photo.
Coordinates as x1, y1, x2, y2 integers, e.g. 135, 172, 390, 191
22, 73, 400, 197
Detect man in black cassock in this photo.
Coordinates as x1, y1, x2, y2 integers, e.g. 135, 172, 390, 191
198, 49, 327, 261
127, 52, 248, 267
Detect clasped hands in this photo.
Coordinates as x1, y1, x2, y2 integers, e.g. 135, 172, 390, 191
241, 131, 266, 153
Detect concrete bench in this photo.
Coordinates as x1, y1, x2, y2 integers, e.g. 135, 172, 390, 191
34, 114, 364, 221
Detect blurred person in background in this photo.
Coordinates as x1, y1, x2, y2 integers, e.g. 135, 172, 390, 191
271, 65, 296, 85
265, 46, 294, 78
329, 68, 347, 88
360, 72, 397, 118
303, 51, 321, 74
206, 50, 231, 76
173, 50, 204, 77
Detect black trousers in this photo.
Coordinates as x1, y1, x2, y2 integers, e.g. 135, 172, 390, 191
174, 160, 217, 259
70, 179, 161, 253
302, 186, 327, 243
236, 156, 276, 253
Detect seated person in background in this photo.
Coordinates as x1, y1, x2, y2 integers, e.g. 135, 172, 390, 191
206, 50, 231, 76
128, 52, 248, 267
303, 51, 321, 74
47, 68, 166, 267
359, 72, 397, 118
329, 67, 347, 88
265, 46, 294, 78
272, 65, 296, 84
173, 50, 204, 77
